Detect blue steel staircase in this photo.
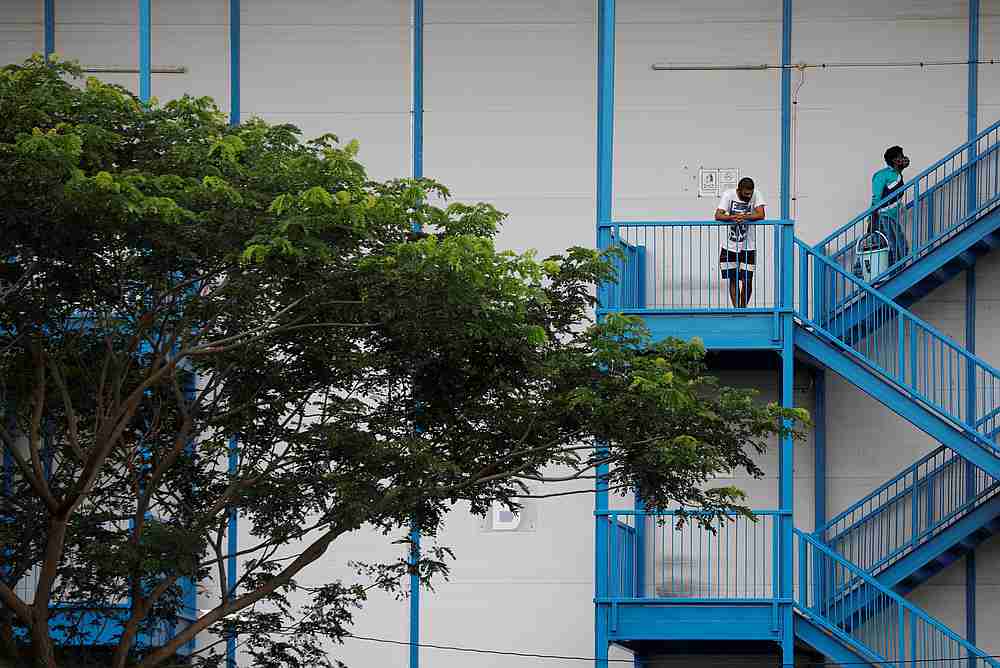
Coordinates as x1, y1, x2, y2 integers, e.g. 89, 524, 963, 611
597, 120, 1000, 666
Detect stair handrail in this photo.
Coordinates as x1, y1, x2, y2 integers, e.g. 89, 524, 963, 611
819, 449, 1000, 578
819, 445, 997, 540
795, 237, 1000, 444
794, 529, 999, 667
814, 117, 1000, 255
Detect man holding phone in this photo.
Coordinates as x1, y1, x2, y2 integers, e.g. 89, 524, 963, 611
715, 176, 767, 308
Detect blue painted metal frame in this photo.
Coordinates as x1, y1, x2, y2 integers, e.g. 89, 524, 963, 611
43, 0, 55, 61
967, 4, 980, 653
814, 370, 826, 531
780, 0, 791, 222
882, 206, 1000, 306
226, 436, 239, 668
409, 4, 424, 668
229, 0, 240, 127
587, 0, 1000, 662
138, 0, 151, 103
796, 239, 1000, 452
595, 3, 615, 666
778, 214, 794, 668
794, 529, 998, 667
793, 615, 877, 668
794, 327, 1000, 477
226, 7, 241, 662
879, 493, 1000, 594
609, 603, 778, 642
816, 118, 1000, 255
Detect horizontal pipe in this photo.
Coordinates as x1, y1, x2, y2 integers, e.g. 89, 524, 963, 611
81, 65, 187, 74
653, 59, 1000, 71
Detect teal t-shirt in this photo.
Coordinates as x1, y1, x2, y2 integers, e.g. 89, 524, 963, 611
871, 166, 905, 221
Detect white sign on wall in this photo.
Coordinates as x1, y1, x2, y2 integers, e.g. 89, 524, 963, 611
698, 168, 718, 197
719, 167, 740, 193
698, 167, 740, 198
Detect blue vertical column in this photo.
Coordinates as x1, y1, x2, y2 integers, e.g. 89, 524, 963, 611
138, 0, 151, 102
965, 268, 977, 656
409, 3, 424, 668
779, 0, 792, 220
967, 0, 979, 216
965, 2, 979, 656
226, 438, 238, 668
779, 3, 794, 666
43, 0, 55, 61
595, 2, 615, 667
779, 224, 795, 668
226, 4, 241, 667
229, 0, 241, 126
813, 370, 826, 532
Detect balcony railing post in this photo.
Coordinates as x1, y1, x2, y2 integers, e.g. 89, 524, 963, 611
781, 221, 794, 312
798, 244, 808, 319
899, 607, 907, 665
634, 497, 645, 598
597, 225, 612, 310
798, 535, 808, 610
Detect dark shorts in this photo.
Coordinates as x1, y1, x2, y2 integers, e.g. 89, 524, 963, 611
719, 249, 756, 279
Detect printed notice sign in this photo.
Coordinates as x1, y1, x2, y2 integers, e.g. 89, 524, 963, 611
698, 168, 719, 197
719, 168, 740, 192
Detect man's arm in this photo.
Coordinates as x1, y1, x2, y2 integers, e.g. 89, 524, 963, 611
868, 171, 885, 233
715, 208, 738, 222
747, 205, 765, 221
871, 171, 885, 208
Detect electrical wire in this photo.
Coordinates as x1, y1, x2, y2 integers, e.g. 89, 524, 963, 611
344, 633, 1000, 666
652, 59, 1000, 71
344, 634, 632, 662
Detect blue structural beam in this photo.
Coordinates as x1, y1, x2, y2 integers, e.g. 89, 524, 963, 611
412, 0, 423, 181
780, 0, 792, 220
814, 370, 826, 531
226, 437, 238, 668
43, 0, 55, 61
594, 3, 615, 666
968, 0, 979, 213
229, 0, 240, 127
639, 313, 783, 350
793, 615, 880, 667
778, 5, 793, 667
138, 0, 151, 102
227, 4, 241, 666
794, 327, 1000, 478
966, 1, 979, 650
609, 603, 778, 642
409, 4, 424, 668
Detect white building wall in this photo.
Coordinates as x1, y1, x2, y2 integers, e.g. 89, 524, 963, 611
3, 0, 1000, 665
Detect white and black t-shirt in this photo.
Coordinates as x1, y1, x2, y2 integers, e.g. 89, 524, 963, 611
717, 189, 767, 252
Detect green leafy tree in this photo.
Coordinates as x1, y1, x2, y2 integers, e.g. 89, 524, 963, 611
0, 56, 805, 668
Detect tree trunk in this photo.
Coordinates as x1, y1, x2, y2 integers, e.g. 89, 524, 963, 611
0, 613, 19, 665
29, 615, 57, 668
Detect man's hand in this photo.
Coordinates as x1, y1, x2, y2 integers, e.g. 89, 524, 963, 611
730, 213, 746, 223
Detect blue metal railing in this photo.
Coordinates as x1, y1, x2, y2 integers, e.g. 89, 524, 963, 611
816, 119, 1000, 281
598, 510, 779, 601
599, 220, 792, 312
795, 238, 1000, 445
819, 445, 999, 576
795, 529, 999, 667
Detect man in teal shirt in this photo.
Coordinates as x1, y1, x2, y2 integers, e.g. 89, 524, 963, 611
869, 145, 911, 265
